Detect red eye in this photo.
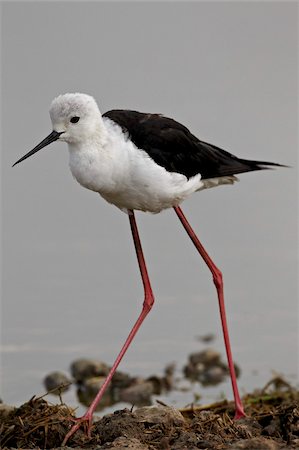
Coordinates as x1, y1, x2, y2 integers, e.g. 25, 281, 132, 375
70, 116, 80, 123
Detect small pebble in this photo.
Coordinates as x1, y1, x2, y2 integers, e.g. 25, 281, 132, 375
110, 370, 132, 389
70, 358, 110, 382
77, 376, 113, 409
184, 348, 241, 385
184, 361, 205, 378
146, 375, 165, 395
0, 403, 15, 419
197, 333, 216, 343
200, 366, 227, 386
189, 349, 221, 366
118, 380, 154, 405
43, 371, 71, 394
135, 405, 185, 428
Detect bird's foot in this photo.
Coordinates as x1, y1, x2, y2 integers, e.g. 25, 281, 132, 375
62, 411, 93, 446
234, 405, 246, 420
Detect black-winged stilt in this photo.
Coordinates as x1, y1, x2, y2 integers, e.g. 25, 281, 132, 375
13, 93, 284, 443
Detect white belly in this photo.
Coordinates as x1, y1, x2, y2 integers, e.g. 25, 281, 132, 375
98, 172, 202, 213
68, 125, 204, 213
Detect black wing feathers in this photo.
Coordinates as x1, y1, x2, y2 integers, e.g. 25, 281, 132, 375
103, 110, 282, 180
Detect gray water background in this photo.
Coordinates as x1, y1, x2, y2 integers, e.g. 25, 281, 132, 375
1, 2, 298, 411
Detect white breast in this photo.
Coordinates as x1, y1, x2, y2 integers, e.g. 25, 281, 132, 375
68, 118, 204, 213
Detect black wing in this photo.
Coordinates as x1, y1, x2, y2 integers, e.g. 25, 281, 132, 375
103, 110, 282, 180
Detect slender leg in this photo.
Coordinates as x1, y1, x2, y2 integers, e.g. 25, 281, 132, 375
62, 210, 154, 445
173, 206, 245, 419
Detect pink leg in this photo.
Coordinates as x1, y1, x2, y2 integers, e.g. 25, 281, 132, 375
62, 210, 154, 445
173, 206, 245, 419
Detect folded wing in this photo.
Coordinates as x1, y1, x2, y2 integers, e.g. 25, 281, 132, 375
103, 110, 283, 180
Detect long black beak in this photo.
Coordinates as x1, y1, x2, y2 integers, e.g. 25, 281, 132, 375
12, 130, 63, 167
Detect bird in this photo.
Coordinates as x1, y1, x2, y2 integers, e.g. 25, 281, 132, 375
13, 93, 285, 444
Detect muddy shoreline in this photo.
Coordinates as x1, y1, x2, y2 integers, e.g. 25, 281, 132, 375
1, 379, 298, 449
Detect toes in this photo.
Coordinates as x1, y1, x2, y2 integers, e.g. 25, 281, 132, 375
62, 416, 93, 445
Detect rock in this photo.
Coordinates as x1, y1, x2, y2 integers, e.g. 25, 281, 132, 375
118, 380, 154, 406
43, 371, 71, 394
110, 371, 132, 389
77, 376, 113, 409
164, 362, 176, 377
184, 348, 241, 385
0, 403, 15, 420
189, 349, 221, 366
93, 409, 145, 443
134, 406, 186, 447
146, 363, 175, 395
200, 366, 227, 386
81, 376, 107, 395
197, 333, 216, 343
135, 405, 185, 428
146, 375, 165, 395
70, 358, 110, 382
184, 361, 205, 380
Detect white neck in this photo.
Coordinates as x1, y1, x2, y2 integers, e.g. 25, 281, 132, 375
67, 119, 120, 194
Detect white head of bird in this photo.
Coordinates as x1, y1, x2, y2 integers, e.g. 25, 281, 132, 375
49, 93, 105, 144
12, 93, 110, 169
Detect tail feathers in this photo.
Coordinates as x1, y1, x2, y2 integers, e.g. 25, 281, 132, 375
239, 159, 289, 172
200, 158, 288, 179
197, 140, 288, 179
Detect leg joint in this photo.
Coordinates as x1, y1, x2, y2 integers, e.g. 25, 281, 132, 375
213, 268, 223, 289
143, 293, 155, 311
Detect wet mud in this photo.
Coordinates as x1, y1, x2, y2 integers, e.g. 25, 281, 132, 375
1, 377, 298, 449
